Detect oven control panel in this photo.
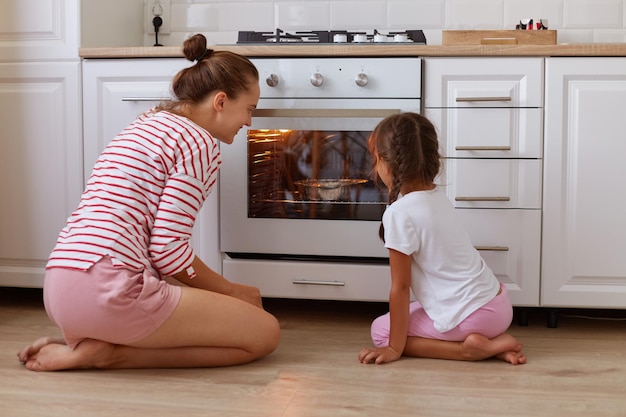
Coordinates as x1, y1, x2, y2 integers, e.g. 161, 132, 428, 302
251, 58, 421, 99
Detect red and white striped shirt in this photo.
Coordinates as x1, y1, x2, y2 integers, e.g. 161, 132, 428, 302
47, 110, 221, 278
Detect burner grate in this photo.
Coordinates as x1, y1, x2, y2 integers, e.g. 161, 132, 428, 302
237, 29, 426, 44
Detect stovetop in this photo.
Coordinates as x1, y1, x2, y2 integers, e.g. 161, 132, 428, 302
237, 29, 426, 45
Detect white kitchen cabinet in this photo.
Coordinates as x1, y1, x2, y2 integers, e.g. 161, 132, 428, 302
0, 0, 79, 61
456, 209, 541, 304
443, 159, 543, 209
424, 58, 544, 306
427, 107, 543, 159
82, 59, 188, 178
0, 0, 81, 288
542, 58, 626, 308
81, 59, 221, 273
0, 62, 82, 288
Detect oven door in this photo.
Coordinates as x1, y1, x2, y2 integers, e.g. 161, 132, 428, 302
220, 98, 420, 259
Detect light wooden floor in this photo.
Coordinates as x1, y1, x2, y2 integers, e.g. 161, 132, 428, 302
2, 287, 626, 417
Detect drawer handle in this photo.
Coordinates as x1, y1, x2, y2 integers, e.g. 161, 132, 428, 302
455, 146, 511, 151
455, 196, 511, 202
455, 96, 512, 102
121, 97, 170, 102
475, 246, 510, 252
292, 279, 345, 287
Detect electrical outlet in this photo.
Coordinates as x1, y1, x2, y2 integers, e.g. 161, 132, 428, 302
145, 0, 171, 35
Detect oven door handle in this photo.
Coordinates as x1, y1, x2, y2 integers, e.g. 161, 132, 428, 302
252, 109, 401, 118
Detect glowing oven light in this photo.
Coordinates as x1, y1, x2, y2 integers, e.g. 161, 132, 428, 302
249, 129, 293, 143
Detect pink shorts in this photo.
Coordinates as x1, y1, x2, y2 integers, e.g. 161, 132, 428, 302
43, 256, 182, 349
371, 283, 513, 347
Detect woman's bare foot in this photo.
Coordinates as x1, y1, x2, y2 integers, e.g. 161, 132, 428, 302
461, 333, 526, 365
17, 336, 65, 364
17, 337, 117, 371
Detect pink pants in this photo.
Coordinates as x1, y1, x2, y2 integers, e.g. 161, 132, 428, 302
44, 256, 181, 349
371, 283, 513, 347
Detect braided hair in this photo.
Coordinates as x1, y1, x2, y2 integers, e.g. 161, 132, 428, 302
368, 112, 442, 241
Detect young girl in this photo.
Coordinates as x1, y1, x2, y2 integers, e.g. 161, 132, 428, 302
17, 34, 280, 371
358, 112, 526, 366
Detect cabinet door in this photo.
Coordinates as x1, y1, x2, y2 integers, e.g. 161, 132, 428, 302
542, 58, 626, 307
0, 0, 79, 60
442, 159, 542, 209
457, 209, 541, 306
0, 62, 82, 287
82, 59, 190, 177
82, 59, 221, 273
425, 57, 544, 307
424, 58, 543, 108
425, 108, 543, 158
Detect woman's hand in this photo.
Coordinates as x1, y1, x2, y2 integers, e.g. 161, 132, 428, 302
358, 346, 402, 365
228, 282, 264, 308
172, 257, 264, 309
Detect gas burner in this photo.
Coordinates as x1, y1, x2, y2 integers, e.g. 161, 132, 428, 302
237, 29, 426, 45
237, 29, 322, 44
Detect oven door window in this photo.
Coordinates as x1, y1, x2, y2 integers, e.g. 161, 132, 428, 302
248, 128, 386, 221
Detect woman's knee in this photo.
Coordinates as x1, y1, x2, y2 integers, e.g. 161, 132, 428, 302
248, 312, 280, 359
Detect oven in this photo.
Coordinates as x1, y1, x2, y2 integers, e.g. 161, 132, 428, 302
219, 57, 422, 301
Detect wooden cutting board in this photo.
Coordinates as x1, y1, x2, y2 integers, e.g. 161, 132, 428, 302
443, 30, 557, 45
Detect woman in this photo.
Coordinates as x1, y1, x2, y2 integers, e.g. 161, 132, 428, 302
17, 34, 280, 371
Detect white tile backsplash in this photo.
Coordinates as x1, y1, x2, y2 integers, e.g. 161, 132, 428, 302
330, 1, 388, 30
387, 0, 445, 29
276, 2, 330, 30
505, 0, 563, 29
564, 0, 623, 28
445, 0, 504, 29
175, 2, 275, 32
133, 0, 626, 46
594, 28, 626, 42
557, 28, 594, 43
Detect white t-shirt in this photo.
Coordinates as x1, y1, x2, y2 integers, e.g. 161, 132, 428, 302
382, 187, 500, 333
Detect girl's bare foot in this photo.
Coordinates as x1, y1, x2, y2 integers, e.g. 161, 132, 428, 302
17, 337, 117, 371
496, 349, 527, 365
461, 333, 526, 365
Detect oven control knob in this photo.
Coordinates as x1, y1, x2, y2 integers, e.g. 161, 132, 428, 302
310, 73, 324, 87
265, 74, 279, 87
355, 73, 369, 87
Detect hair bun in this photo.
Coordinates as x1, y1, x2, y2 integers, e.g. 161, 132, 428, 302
182, 33, 208, 62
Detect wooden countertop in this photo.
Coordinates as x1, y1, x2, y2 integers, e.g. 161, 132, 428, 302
79, 43, 626, 59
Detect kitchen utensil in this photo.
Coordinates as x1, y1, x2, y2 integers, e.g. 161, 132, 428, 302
295, 179, 368, 201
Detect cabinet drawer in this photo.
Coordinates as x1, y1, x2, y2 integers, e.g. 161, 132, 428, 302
424, 58, 543, 108
82, 59, 188, 180
441, 159, 542, 209
425, 107, 543, 158
223, 258, 390, 302
456, 209, 541, 306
